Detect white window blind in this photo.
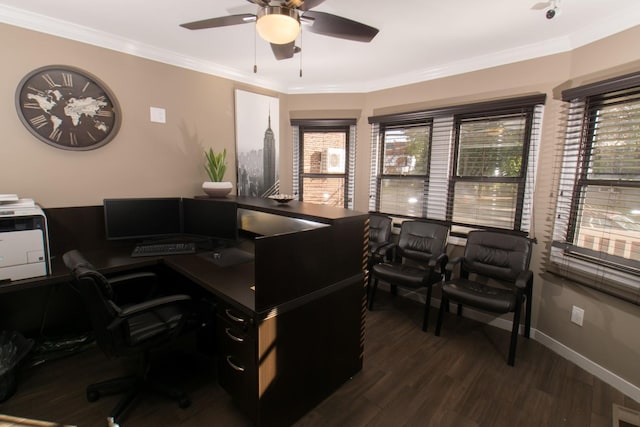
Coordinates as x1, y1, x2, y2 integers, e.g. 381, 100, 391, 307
450, 106, 541, 234
378, 122, 431, 217
549, 72, 640, 304
427, 116, 454, 221
368, 95, 544, 235
292, 125, 300, 200
369, 122, 380, 212
291, 119, 356, 209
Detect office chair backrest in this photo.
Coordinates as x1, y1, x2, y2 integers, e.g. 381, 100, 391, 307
63, 250, 123, 358
369, 214, 392, 246
463, 230, 532, 282
397, 221, 449, 264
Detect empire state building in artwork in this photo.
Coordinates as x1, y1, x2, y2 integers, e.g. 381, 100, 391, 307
262, 112, 276, 195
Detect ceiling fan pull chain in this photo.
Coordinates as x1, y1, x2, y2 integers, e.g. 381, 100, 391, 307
254, 24, 258, 73
299, 26, 303, 77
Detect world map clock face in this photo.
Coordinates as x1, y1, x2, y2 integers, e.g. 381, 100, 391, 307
15, 65, 121, 151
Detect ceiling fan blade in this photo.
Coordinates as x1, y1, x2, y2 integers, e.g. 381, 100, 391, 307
285, 0, 326, 11
301, 11, 378, 42
246, 0, 270, 6
531, 1, 551, 10
180, 14, 255, 30
270, 42, 300, 60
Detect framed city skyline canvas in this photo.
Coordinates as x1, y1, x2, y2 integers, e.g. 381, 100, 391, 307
234, 89, 279, 197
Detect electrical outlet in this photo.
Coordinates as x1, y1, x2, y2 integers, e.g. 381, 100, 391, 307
571, 305, 584, 326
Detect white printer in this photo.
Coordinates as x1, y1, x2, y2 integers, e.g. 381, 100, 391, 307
0, 196, 51, 281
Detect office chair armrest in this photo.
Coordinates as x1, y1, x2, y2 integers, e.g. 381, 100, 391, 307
515, 270, 533, 290
445, 256, 463, 272
372, 242, 396, 259
428, 252, 448, 270
107, 272, 157, 287
108, 271, 159, 304
116, 295, 192, 319
107, 294, 192, 332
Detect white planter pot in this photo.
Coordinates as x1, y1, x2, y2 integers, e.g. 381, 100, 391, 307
202, 181, 233, 197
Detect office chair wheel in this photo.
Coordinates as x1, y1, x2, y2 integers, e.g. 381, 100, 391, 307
87, 389, 100, 402
178, 397, 191, 409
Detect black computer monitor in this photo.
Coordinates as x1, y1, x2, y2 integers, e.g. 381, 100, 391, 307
182, 198, 238, 242
103, 198, 183, 240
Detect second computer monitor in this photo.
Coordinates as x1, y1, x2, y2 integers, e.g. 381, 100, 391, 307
104, 197, 182, 241
182, 198, 238, 242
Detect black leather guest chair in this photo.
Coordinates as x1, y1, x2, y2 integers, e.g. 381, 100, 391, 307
366, 214, 393, 289
63, 250, 194, 426
434, 230, 533, 366
368, 220, 449, 331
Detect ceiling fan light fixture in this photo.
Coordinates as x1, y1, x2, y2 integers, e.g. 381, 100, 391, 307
256, 6, 300, 45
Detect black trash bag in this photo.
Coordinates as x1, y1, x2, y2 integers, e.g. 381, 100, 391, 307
0, 330, 34, 402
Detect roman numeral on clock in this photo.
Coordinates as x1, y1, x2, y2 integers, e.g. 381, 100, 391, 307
41, 74, 59, 88
62, 73, 73, 87
29, 115, 48, 129
49, 128, 62, 142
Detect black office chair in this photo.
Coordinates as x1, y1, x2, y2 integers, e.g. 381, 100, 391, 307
62, 250, 194, 425
366, 214, 393, 290
368, 220, 449, 331
434, 230, 533, 366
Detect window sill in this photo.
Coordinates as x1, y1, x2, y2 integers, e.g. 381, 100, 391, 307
547, 246, 640, 305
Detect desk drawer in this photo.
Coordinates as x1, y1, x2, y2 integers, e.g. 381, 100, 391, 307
216, 322, 257, 413
216, 315, 255, 363
215, 303, 257, 411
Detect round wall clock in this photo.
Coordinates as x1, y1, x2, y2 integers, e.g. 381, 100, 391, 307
15, 65, 121, 151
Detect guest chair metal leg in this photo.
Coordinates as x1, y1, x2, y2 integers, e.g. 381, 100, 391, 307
524, 290, 532, 339
435, 294, 446, 336
422, 285, 433, 331
508, 299, 523, 366
368, 277, 378, 310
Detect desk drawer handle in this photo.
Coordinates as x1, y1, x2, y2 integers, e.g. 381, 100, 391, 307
226, 356, 245, 372
225, 327, 245, 343
225, 308, 246, 324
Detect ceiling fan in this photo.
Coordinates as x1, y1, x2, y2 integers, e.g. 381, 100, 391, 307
179, 0, 379, 61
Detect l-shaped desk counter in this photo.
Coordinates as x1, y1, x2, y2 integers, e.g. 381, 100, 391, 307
0, 196, 369, 426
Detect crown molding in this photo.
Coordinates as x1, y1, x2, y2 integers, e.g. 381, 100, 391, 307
0, 4, 287, 92
1, 3, 638, 95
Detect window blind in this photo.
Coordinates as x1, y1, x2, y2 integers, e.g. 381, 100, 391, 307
369, 122, 380, 212
292, 125, 300, 200
369, 94, 545, 234
427, 116, 454, 221
549, 72, 640, 304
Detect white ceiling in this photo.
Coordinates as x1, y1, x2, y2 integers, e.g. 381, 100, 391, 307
1, 0, 639, 94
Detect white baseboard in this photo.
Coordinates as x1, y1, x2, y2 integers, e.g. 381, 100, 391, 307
533, 330, 640, 404
374, 284, 640, 403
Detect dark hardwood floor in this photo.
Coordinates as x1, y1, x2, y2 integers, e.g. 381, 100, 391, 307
2, 290, 639, 426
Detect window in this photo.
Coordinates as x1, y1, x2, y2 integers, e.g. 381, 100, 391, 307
369, 95, 544, 235
550, 72, 640, 303
450, 109, 534, 232
377, 122, 431, 217
291, 119, 355, 208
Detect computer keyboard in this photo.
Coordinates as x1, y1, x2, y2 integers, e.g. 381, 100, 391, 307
131, 242, 196, 257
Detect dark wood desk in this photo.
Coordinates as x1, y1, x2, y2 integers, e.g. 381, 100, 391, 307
0, 198, 368, 427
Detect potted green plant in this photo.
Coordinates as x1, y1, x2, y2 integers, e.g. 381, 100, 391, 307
202, 147, 232, 197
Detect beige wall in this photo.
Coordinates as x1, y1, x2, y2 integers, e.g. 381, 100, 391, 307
288, 25, 640, 392
0, 23, 284, 208
2, 21, 640, 393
